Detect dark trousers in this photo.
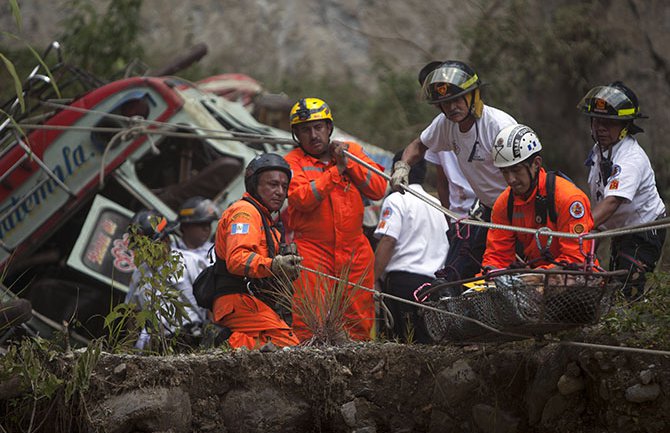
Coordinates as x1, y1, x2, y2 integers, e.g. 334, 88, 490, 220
382, 271, 432, 344
610, 226, 667, 300
437, 205, 491, 283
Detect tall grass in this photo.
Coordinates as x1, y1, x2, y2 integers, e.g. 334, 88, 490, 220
271, 263, 362, 346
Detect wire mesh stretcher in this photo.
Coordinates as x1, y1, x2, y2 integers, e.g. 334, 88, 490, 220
421, 270, 625, 343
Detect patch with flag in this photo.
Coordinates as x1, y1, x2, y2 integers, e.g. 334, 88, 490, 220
609, 179, 619, 190
231, 223, 249, 235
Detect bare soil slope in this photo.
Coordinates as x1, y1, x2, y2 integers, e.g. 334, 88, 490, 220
80, 340, 669, 433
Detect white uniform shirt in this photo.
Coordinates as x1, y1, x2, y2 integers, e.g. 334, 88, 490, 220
374, 184, 449, 278
586, 136, 665, 230
419, 106, 516, 207
173, 237, 214, 263
424, 148, 477, 218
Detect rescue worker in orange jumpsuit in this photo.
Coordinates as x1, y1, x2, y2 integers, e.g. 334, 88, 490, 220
212, 153, 303, 349
482, 124, 596, 270
285, 98, 387, 341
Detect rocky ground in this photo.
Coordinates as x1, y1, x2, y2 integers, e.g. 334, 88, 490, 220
76, 336, 669, 433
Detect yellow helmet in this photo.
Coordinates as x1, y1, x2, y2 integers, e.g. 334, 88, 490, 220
289, 97, 333, 126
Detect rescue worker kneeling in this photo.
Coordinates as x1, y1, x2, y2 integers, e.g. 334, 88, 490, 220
482, 124, 597, 271
212, 153, 302, 349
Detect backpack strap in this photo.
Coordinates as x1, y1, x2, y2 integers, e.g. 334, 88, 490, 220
507, 171, 559, 225
242, 196, 280, 258
208, 197, 282, 300
545, 171, 558, 224
507, 190, 515, 224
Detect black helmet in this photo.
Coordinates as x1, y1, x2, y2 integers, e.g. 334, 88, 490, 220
577, 81, 646, 134
128, 209, 176, 241
577, 81, 646, 120
178, 196, 220, 224
421, 60, 481, 104
418, 60, 444, 86
244, 153, 292, 195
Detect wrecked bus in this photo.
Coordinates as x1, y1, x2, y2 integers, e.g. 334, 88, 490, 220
0, 49, 391, 341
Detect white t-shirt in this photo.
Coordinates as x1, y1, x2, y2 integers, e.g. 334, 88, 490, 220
173, 237, 214, 263
374, 184, 449, 278
419, 106, 516, 207
587, 136, 665, 230
424, 149, 476, 218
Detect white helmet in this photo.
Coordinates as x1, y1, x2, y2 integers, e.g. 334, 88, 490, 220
492, 124, 542, 168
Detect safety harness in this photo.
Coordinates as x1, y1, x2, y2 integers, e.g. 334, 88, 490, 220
506, 171, 572, 226
214, 196, 281, 289
193, 197, 282, 311
505, 171, 576, 268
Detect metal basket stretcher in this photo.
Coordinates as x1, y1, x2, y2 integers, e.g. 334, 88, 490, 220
422, 270, 624, 343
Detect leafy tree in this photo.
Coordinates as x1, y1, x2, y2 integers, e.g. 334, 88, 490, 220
59, 0, 144, 79
461, 0, 623, 185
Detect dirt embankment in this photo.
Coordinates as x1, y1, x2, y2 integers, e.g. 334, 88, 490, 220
77, 341, 669, 433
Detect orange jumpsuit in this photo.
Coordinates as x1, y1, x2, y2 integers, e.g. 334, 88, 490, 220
285, 141, 387, 341
212, 193, 299, 349
483, 169, 596, 269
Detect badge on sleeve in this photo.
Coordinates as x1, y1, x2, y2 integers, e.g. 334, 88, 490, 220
572, 223, 585, 234
231, 211, 252, 221
381, 207, 393, 220
231, 223, 249, 235
610, 164, 621, 178
569, 201, 585, 219
609, 179, 619, 190
377, 221, 387, 230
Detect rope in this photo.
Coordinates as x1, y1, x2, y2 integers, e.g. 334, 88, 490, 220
37, 100, 297, 144
7, 100, 670, 356
298, 265, 533, 340
10, 122, 296, 145
343, 149, 670, 241
559, 341, 670, 357
299, 265, 670, 356
10, 101, 670, 243
98, 122, 146, 187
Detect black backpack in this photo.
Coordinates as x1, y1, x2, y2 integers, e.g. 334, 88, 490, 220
192, 197, 281, 311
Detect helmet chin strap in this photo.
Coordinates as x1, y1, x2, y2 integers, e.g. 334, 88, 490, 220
618, 125, 629, 141
521, 163, 539, 199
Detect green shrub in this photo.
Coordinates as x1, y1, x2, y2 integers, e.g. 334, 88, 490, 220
600, 271, 670, 349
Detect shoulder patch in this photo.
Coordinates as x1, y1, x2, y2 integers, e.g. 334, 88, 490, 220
569, 201, 585, 219
231, 223, 249, 235
381, 207, 393, 220
231, 211, 252, 221
377, 220, 387, 230
572, 223, 585, 234
608, 179, 619, 190
610, 164, 621, 178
